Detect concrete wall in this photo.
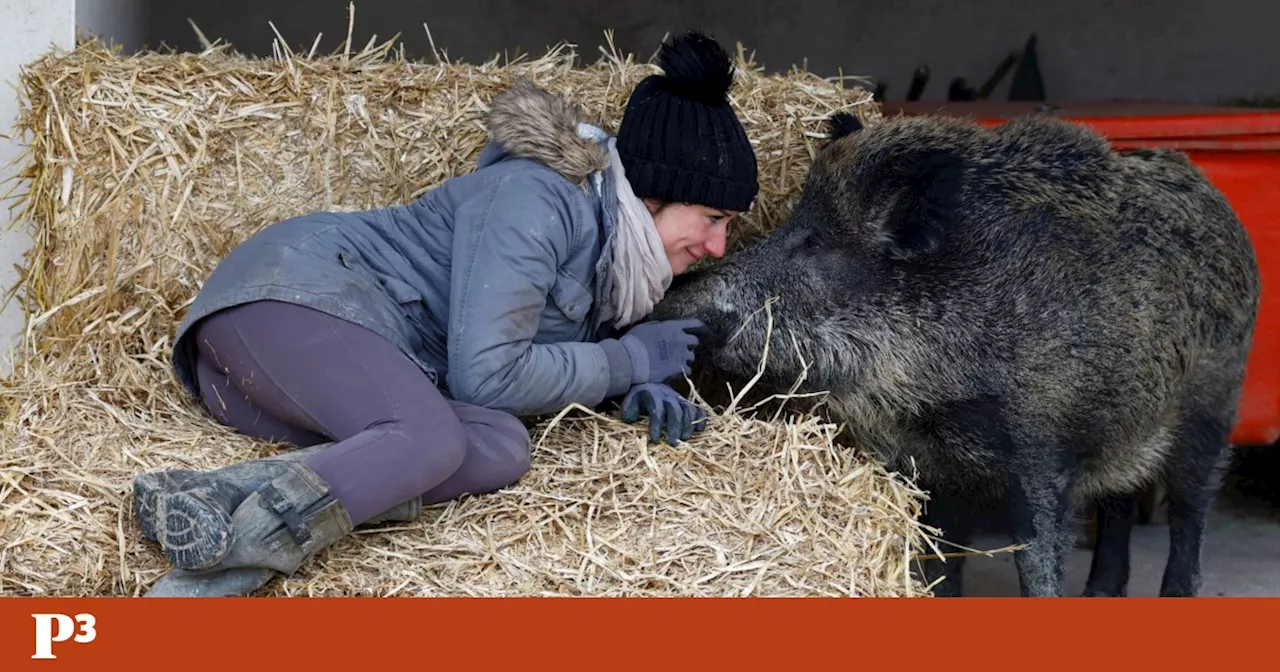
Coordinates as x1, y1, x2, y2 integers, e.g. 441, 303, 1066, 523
76, 0, 148, 53
137, 0, 1279, 104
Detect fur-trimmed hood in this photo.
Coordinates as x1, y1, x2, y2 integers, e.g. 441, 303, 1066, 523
482, 78, 611, 185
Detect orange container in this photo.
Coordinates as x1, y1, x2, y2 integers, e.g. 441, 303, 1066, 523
883, 102, 1280, 446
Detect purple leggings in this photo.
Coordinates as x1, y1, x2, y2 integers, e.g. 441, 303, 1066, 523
190, 300, 532, 525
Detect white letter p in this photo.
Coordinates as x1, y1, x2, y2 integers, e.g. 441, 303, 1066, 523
31, 613, 75, 660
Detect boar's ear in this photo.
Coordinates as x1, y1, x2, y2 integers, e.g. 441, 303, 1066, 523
826, 112, 864, 147
878, 148, 965, 260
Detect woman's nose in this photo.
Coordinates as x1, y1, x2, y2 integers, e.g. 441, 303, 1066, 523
704, 229, 727, 258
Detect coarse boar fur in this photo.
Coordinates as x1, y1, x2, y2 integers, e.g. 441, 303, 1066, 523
652, 111, 1261, 597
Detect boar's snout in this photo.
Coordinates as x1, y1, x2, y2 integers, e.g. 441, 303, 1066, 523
652, 270, 740, 348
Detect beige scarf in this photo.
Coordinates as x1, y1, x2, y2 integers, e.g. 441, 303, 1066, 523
599, 137, 673, 329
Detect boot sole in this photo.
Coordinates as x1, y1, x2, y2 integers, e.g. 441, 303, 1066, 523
158, 481, 250, 571
132, 470, 202, 542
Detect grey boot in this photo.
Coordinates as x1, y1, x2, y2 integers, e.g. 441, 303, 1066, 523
143, 567, 276, 598
162, 461, 353, 573
133, 444, 423, 551
140, 494, 422, 599
132, 444, 326, 543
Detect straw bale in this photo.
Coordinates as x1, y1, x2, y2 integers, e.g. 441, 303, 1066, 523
0, 22, 933, 597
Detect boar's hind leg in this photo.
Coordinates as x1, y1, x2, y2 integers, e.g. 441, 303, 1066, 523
1082, 493, 1139, 597
918, 487, 975, 597
1008, 470, 1077, 597
1159, 409, 1234, 598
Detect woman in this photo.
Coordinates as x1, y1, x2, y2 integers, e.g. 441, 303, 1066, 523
134, 30, 758, 596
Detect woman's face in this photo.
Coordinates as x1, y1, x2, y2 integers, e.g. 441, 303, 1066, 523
645, 199, 738, 275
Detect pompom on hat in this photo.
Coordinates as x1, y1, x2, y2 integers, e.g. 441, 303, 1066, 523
615, 30, 759, 213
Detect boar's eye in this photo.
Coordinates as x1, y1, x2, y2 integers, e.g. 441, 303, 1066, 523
784, 228, 826, 256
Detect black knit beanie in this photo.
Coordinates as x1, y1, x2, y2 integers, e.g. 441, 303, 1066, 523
615, 31, 759, 213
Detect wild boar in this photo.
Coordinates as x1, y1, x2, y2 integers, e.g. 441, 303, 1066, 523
652, 111, 1261, 597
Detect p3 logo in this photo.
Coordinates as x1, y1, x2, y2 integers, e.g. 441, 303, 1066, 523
31, 613, 96, 660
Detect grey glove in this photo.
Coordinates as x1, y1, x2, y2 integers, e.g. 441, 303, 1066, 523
620, 383, 708, 446
619, 318, 705, 385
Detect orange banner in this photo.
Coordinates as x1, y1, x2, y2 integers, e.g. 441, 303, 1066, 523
1, 597, 1276, 668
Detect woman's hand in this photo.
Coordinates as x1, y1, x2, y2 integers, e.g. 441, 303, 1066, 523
620, 382, 708, 446
619, 318, 705, 385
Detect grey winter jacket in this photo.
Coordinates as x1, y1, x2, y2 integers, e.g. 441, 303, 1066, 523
171, 79, 639, 417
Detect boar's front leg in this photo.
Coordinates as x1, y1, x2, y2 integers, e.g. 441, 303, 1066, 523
1082, 493, 1139, 597
1159, 408, 1234, 598
919, 486, 975, 597
1007, 467, 1079, 597
914, 395, 1012, 597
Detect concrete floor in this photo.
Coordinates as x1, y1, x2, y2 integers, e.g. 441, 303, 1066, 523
950, 446, 1280, 597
